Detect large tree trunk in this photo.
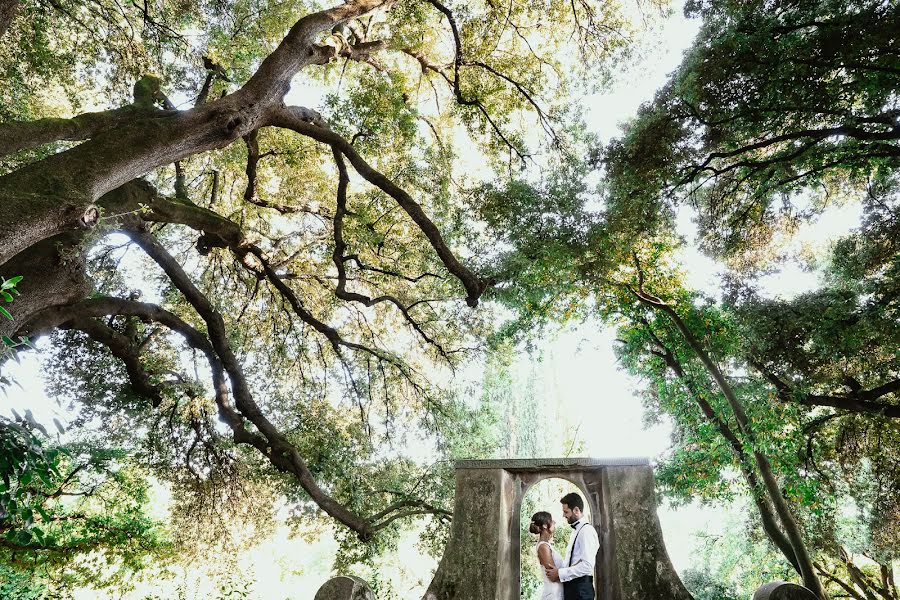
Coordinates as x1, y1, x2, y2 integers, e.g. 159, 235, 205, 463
0, 234, 89, 340
0, 0, 387, 266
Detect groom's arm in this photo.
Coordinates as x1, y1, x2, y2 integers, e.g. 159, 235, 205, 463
558, 559, 592, 581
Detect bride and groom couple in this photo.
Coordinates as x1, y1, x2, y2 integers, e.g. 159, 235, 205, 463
529, 492, 599, 600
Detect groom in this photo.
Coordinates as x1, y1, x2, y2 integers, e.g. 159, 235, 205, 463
544, 492, 599, 600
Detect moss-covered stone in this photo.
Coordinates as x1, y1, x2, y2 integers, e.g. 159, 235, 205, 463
315, 575, 375, 600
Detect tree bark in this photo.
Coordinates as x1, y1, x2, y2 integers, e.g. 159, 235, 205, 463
0, 234, 89, 340
642, 323, 802, 574
0, 0, 18, 39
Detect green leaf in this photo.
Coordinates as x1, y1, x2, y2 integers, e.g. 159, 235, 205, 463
1, 291, 12, 303
0, 306, 12, 320
31, 526, 45, 545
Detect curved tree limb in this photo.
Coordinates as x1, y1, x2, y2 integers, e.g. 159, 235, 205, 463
265, 105, 486, 306
619, 255, 826, 598
329, 148, 450, 357
62, 317, 164, 408
424, 0, 529, 161
638, 317, 801, 574
748, 358, 900, 419
123, 226, 390, 539
0, 0, 391, 266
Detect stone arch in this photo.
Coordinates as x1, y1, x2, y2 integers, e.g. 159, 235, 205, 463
517, 475, 598, 599
518, 473, 596, 516
422, 458, 693, 600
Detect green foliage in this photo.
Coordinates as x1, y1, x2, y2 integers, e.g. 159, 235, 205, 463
0, 275, 34, 367
681, 568, 741, 600
0, 415, 64, 545
605, 0, 900, 269
0, 413, 170, 593
0, 564, 46, 600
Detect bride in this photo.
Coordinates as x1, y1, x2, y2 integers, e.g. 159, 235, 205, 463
529, 511, 564, 600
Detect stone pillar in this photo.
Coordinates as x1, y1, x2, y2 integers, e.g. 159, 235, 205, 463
314, 575, 375, 600
600, 465, 692, 600
753, 582, 819, 600
423, 468, 514, 600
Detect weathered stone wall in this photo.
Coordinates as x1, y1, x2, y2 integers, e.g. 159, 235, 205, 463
317, 460, 816, 600
601, 466, 692, 600
422, 468, 514, 600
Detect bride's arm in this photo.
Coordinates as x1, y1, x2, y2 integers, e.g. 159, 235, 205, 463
537, 543, 555, 571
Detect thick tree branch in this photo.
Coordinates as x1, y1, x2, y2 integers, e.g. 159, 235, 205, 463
0, 1, 391, 266
265, 105, 486, 306
124, 226, 380, 539
621, 258, 825, 598
639, 318, 801, 574
239, 0, 391, 104
62, 317, 163, 407
748, 358, 900, 419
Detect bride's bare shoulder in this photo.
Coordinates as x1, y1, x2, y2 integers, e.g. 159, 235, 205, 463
537, 541, 553, 564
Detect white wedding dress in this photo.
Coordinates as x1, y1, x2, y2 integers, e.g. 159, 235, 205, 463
537, 540, 564, 600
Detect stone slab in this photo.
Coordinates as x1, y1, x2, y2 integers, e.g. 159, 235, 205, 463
454, 457, 650, 470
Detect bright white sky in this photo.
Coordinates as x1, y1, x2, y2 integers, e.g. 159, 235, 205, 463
1, 1, 867, 598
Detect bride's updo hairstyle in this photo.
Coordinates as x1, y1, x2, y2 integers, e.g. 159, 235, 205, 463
529, 511, 552, 535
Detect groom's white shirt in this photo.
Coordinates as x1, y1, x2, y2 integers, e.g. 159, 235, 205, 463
559, 518, 599, 582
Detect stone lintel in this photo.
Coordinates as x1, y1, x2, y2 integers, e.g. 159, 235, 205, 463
454, 457, 650, 471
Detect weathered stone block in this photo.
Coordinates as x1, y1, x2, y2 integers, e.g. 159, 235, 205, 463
753, 581, 818, 600
314, 575, 375, 600
601, 466, 692, 600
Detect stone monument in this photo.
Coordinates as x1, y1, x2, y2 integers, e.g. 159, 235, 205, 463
421, 457, 692, 600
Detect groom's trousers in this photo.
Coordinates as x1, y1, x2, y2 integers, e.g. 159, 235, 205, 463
563, 575, 594, 600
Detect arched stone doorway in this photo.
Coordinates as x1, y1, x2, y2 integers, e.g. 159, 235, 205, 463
423, 458, 692, 600
519, 477, 596, 599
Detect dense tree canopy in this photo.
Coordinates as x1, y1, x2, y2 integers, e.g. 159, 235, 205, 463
0, 0, 661, 595
478, 1, 898, 599
2, 0, 899, 598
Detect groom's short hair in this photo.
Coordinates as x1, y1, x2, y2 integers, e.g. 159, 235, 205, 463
560, 492, 584, 512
